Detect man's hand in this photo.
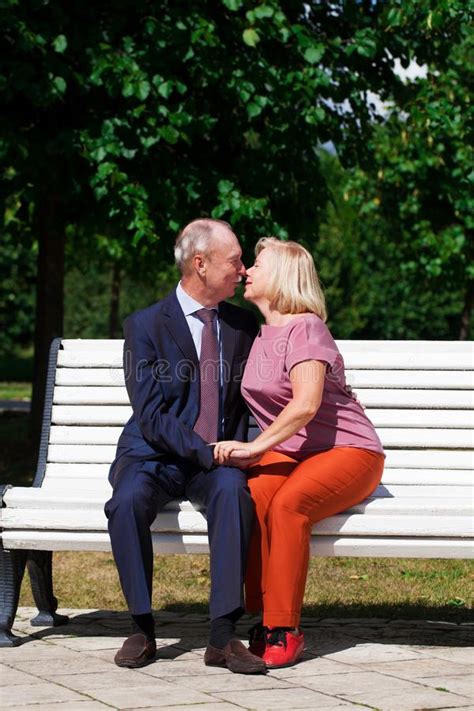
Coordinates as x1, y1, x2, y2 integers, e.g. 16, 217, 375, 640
213, 440, 263, 466
225, 453, 262, 470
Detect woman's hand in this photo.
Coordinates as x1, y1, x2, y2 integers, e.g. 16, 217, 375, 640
213, 440, 263, 465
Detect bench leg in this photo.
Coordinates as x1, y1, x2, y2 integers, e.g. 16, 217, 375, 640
0, 542, 27, 647
27, 551, 69, 627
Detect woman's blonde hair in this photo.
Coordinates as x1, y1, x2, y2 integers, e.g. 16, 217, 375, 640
255, 237, 327, 321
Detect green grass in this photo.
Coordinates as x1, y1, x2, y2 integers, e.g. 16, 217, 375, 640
0, 382, 32, 400
17, 552, 474, 622
2, 412, 473, 621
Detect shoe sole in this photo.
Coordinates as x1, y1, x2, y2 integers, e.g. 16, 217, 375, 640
204, 659, 227, 668
115, 654, 156, 669
264, 647, 304, 669
205, 655, 266, 674
227, 655, 267, 674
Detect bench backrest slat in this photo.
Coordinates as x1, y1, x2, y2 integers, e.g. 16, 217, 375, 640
51, 405, 471, 429
44, 339, 473, 495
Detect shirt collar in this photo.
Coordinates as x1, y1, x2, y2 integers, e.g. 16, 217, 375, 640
176, 282, 218, 317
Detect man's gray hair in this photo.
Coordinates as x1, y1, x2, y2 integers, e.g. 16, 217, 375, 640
174, 218, 232, 274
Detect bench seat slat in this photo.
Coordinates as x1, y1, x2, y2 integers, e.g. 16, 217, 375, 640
3, 489, 471, 514
37, 481, 473, 500
42, 464, 474, 486
2, 530, 471, 558
2, 490, 196, 511
2, 508, 472, 538
55, 368, 474, 389
52, 386, 474, 410
51, 405, 473, 429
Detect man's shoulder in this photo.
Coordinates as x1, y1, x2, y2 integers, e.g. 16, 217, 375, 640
220, 301, 259, 332
124, 291, 177, 327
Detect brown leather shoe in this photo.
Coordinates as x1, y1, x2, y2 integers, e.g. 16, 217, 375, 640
114, 633, 156, 668
204, 639, 267, 674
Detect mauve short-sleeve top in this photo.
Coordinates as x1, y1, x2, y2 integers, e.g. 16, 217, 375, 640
241, 314, 384, 459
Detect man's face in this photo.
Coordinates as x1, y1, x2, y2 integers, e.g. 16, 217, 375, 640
203, 229, 246, 302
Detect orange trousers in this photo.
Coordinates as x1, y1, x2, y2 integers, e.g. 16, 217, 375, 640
245, 447, 384, 627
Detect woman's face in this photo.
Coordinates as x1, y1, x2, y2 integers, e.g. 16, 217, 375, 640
244, 248, 274, 303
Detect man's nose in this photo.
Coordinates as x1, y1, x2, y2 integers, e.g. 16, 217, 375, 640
238, 262, 247, 275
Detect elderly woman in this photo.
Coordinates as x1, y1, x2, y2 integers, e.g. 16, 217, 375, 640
214, 237, 384, 669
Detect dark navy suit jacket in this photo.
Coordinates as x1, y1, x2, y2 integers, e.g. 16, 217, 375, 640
109, 290, 259, 483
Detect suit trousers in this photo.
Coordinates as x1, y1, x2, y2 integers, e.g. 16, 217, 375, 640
104, 457, 254, 620
244, 447, 384, 627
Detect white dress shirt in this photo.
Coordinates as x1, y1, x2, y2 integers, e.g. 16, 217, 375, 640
175, 282, 221, 358
175, 282, 224, 437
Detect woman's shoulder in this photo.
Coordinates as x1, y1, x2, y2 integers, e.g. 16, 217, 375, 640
288, 313, 329, 336
260, 313, 333, 345
288, 313, 337, 350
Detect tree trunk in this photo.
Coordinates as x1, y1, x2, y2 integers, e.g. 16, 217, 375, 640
108, 261, 122, 339
459, 282, 473, 340
30, 195, 65, 446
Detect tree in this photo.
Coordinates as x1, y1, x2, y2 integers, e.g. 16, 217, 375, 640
1, 0, 471, 439
0, 210, 37, 357
344, 1, 473, 338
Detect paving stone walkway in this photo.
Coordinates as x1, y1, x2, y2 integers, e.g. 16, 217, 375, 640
0, 608, 472, 710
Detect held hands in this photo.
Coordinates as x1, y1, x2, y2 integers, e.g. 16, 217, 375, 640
226, 454, 262, 470
213, 440, 263, 467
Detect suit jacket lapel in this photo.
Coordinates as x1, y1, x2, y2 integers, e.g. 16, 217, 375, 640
162, 292, 199, 366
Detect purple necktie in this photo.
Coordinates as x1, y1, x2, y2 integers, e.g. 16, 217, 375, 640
193, 308, 219, 443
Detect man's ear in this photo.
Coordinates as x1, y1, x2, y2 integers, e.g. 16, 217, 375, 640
192, 253, 206, 276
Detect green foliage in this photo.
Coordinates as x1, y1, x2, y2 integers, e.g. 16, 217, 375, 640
316, 151, 469, 340
343, 2, 472, 337
0, 219, 36, 356
1, 0, 430, 246
0, 0, 471, 349
64, 239, 179, 339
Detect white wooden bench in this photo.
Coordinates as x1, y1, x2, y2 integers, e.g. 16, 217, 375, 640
1, 337, 473, 646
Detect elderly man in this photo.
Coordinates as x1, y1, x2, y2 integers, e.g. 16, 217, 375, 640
105, 219, 264, 674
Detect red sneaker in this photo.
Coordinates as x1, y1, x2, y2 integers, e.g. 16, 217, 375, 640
248, 622, 267, 658
262, 627, 305, 669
